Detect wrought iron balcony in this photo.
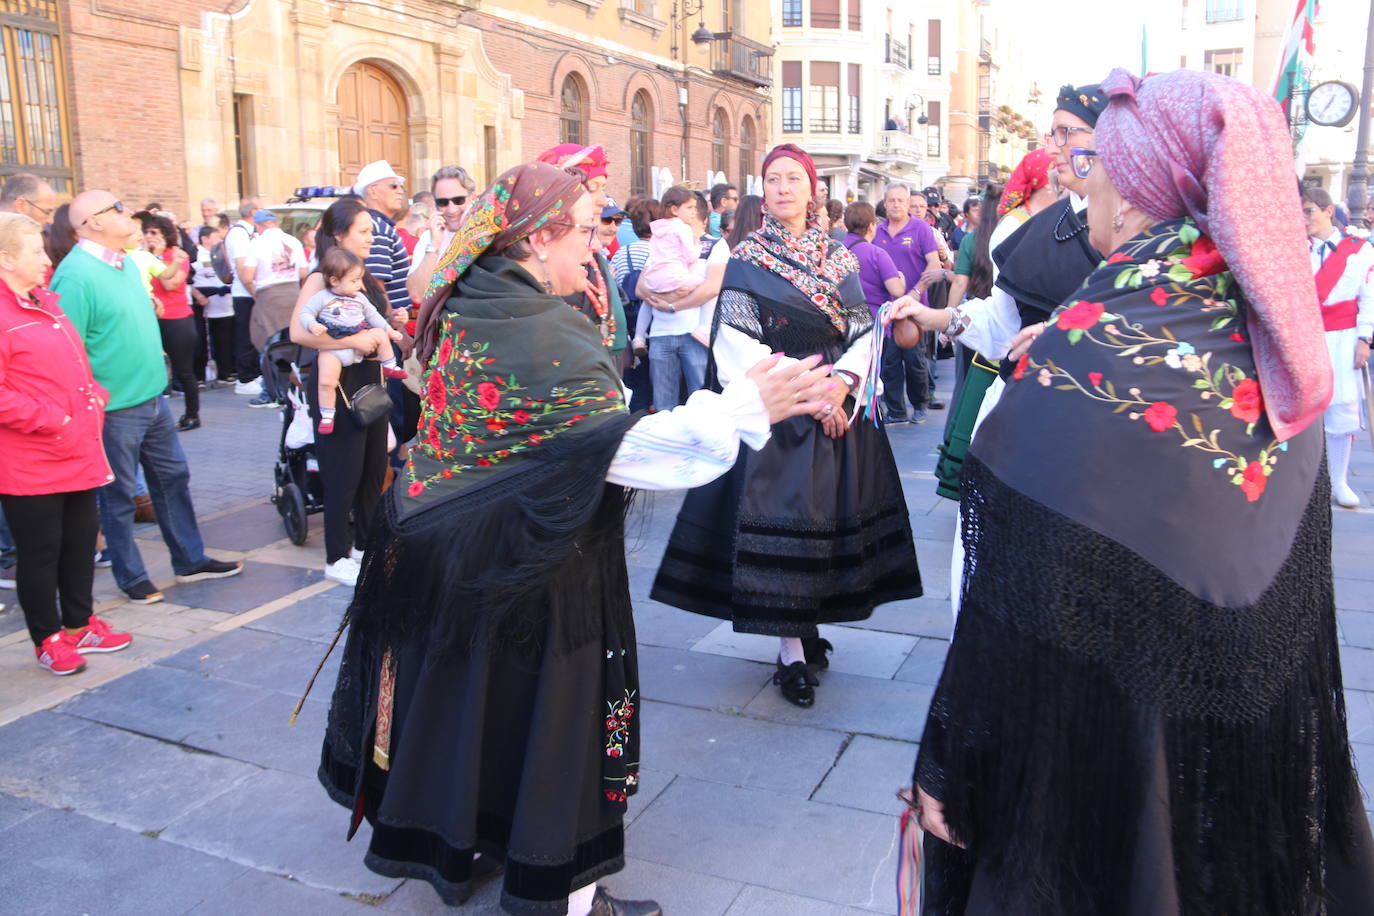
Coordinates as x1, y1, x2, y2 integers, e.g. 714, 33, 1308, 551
885, 36, 909, 69
710, 34, 773, 87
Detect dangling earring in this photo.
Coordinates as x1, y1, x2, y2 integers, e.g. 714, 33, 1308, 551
1111, 210, 1125, 232
537, 253, 553, 293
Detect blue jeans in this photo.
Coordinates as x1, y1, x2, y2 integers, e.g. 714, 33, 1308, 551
0, 507, 14, 567
649, 333, 708, 410
98, 397, 208, 590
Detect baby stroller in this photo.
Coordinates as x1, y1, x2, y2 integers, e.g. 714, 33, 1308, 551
260, 330, 325, 545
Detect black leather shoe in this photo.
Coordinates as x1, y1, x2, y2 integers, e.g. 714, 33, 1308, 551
589, 886, 663, 916
801, 636, 834, 671
176, 415, 201, 431
774, 658, 818, 707
928, 400, 946, 410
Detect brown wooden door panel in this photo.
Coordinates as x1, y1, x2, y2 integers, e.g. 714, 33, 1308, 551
336, 62, 408, 187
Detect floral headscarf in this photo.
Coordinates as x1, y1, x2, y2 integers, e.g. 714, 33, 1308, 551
537, 144, 610, 182
998, 148, 1055, 216
1095, 68, 1330, 441
415, 162, 586, 364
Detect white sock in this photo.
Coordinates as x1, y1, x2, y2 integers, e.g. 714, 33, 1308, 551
779, 636, 806, 666
567, 882, 597, 916
1329, 432, 1357, 496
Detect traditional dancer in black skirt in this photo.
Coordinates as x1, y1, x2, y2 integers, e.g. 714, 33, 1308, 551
651, 144, 922, 707
316, 162, 834, 916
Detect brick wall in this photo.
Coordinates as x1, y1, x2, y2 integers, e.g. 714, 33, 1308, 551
59, 1, 207, 216
475, 12, 769, 204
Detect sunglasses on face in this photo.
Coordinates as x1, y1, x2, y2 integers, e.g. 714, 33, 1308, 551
1069, 147, 1098, 180
435, 196, 467, 208
82, 200, 125, 225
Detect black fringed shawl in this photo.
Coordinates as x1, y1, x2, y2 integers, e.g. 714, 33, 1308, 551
917, 218, 1364, 914
354, 255, 637, 659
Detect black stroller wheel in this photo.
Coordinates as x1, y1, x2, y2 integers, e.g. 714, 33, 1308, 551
279, 482, 308, 546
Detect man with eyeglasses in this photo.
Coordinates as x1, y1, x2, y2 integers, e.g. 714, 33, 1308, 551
708, 182, 739, 238
406, 164, 476, 302
51, 190, 244, 605
353, 160, 413, 326
0, 173, 56, 227
1303, 186, 1374, 508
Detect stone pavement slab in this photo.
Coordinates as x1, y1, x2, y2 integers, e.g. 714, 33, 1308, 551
0, 711, 257, 833
627, 776, 898, 912
181, 693, 329, 780
639, 699, 847, 797
725, 886, 878, 915
1, 806, 250, 916
744, 670, 933, 742
691, 622, 918, 680
813, 736, 919, 817
198, 501, 301, 553
184, 869, 374, 915
162, 559, 321, 613
58, 663, 272, 744
0, 790, 42, 832
892, 637, 952, 687
840, 595, 953, 640
244, 587, 351, 644
637, 644, 771, 712
161, 768, 402, 898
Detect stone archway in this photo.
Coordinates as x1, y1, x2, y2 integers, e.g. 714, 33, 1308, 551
336, 61, 410, 187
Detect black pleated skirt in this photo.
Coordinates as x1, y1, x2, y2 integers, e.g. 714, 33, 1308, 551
651, 412, 921, 636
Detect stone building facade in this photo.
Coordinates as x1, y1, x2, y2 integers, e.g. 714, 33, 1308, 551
37, 0, 771, 216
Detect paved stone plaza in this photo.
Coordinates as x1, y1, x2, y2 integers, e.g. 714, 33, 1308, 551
2, 380, 1374, 915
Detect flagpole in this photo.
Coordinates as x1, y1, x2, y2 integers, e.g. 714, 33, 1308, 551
1346, 0, 1374, 223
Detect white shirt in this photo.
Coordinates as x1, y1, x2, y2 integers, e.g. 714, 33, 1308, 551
225, 220, 256, 298
645, 238, 730, 337
246, 227, 306, 291
192, 245, 234, 319
1310, 230, 1374, 339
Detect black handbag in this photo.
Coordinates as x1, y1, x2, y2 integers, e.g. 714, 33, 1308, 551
336, 365, 391, 428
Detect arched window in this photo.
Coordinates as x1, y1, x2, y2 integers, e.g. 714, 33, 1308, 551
711, 109, 728, 178
630, 90, 652, 197
738, 115, 755, 188
559, 74, 588, 146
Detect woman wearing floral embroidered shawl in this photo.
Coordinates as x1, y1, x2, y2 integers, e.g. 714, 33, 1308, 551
651, 145, 922, 708
317, 162, 835, 916
903, 69, 1374, 915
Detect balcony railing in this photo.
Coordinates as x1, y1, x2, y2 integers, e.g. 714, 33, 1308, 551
885, 36, 908, 69
710, 34, 773, 87
872, 130, 923, 165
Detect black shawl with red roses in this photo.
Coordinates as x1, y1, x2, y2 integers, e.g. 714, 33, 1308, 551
916, 217, 1362, 915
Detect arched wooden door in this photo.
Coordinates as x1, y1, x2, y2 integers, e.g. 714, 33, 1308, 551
336, 62, 409, 187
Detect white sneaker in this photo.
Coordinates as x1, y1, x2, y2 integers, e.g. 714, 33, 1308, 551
1334, 479, 1362, 509
234, 378, 263, 396
324, 556, 360, 586
349, 547, 364, 561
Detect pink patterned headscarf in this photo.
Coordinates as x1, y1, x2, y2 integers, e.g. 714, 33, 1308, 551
1095, 68, 1330, 441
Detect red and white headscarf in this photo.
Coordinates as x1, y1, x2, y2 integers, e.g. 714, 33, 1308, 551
998, 148, 1055, 216
1095, 67, 1330, 441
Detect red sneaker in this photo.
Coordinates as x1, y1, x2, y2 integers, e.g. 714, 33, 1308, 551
70, 616, 133, 654
318, 417, 335, 434
35, 632, 86, 676
382, 366, 408, 380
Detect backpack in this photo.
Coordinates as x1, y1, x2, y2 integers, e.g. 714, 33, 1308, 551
211, 224, 251, 284
209, 241, 233, 284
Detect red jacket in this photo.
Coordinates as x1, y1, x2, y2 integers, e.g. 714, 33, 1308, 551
0, 281, 113, 496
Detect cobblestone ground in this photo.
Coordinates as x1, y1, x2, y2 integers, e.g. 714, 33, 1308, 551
2, 378, 1373, 915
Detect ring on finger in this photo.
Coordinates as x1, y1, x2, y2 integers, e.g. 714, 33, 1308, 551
822, 403, 834, 416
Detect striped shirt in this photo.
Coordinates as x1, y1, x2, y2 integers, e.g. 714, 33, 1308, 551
366, 209, 412, 313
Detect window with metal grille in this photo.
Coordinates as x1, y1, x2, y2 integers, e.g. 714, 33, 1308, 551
928, 20, 942, 75
846, 64, 860, 133
0, 0, 72, 194
739, 115, 755, 185
712, 108, 728, 176
810, 62, 840, 133
1205, 0, 1244, 23
1204, 47, 1242, 77
782, 0, 802, 27
926, 101, 941, 157
559, 74, 588, 146
782, 62, 803, 132
848, 0, 861, 31
630, 91, 651, 196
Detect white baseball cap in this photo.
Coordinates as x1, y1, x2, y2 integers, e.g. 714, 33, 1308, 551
353, 160, 405, 197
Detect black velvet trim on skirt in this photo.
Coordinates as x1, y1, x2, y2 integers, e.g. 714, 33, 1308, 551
320, 481, 640, 915
914, 454, 1372, 915
651, 412, 921, 636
